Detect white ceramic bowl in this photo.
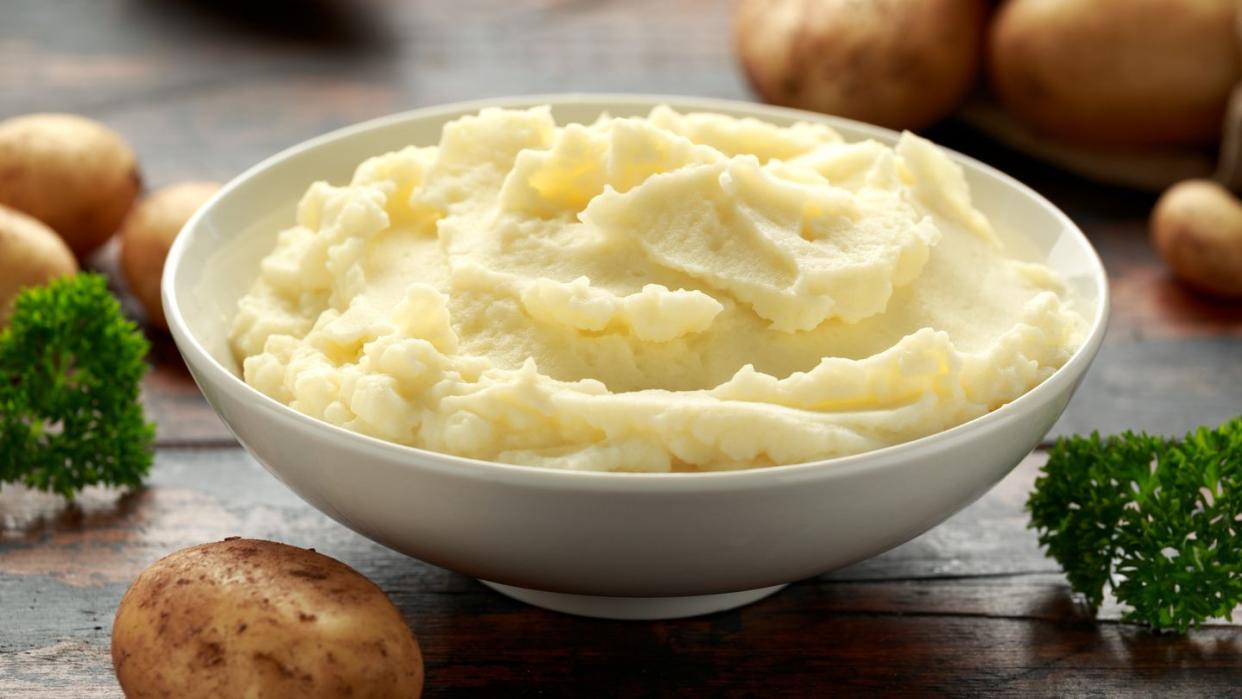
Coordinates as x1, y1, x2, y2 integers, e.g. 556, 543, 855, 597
164, 95, 1109, 620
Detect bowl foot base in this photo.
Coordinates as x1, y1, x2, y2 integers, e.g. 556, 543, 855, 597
477, 580, 788, 620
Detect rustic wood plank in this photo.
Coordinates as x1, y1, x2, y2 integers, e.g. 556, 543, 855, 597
0, 641, 117, 699
408, 610, 1242, 697
2, 448, 1237, 696
5, 616, 1239, 698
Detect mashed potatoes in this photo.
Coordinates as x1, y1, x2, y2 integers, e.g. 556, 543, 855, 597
231, 106, 1084, 472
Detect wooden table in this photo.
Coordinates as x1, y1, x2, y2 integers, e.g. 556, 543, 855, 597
2, 1, 1239, 696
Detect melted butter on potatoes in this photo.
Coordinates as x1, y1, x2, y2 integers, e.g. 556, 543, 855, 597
112, 538, 423, 698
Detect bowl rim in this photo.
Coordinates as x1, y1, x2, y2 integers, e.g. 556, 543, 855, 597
163, 93, 1111, 489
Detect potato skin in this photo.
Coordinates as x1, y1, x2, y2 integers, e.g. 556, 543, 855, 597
1151, 179, 1242, 298
0, 203, 78, 325
989, 0, 1240, 147
734, 0, 989, 130
120, 182, 220, 330
112, 539, 424, 699
0, 113, 141, 258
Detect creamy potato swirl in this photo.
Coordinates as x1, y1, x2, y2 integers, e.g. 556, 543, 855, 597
231, 107, 1084, 472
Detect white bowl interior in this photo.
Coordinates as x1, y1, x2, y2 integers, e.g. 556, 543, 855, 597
174, 95, 1103, 384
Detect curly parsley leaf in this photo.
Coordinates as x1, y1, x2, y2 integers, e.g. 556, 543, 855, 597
1028, 417, 1241, 633
0, 273, 155, 498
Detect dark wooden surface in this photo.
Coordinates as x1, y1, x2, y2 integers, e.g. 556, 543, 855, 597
1, 1, 1239, 696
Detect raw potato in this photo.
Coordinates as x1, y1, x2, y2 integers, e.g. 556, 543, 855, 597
734, 0, 988, 130
0, 113, 140, 258
0, 203, 78, 326
989, 0, 1240, 147
112, 539, 424, 699
1151, 179, 1242, 298
120, 181, 220, 329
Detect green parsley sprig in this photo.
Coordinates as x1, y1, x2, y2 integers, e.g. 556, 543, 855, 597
1028, 417, 1241, 632
0, 273, 155, 498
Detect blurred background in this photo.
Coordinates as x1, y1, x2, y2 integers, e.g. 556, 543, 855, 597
4, 1, 1234, 188
2, 1, 747, 184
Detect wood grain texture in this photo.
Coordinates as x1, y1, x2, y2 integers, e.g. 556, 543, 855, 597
2, 449, 1238, 698
1, 0, 1240, 696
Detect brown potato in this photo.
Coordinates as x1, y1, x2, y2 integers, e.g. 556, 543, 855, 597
1151, 179, 1242, 298
989, 0, 1240, 147
0, 203, 78, 326
120, 181, 220, 330
0, 113, 141, 258
734, 0, 989, 130
112, 539, 424, 699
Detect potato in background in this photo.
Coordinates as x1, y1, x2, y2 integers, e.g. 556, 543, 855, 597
735, 0, 989, 131
0, 113, 141, 258
989, 0, 1240, 148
